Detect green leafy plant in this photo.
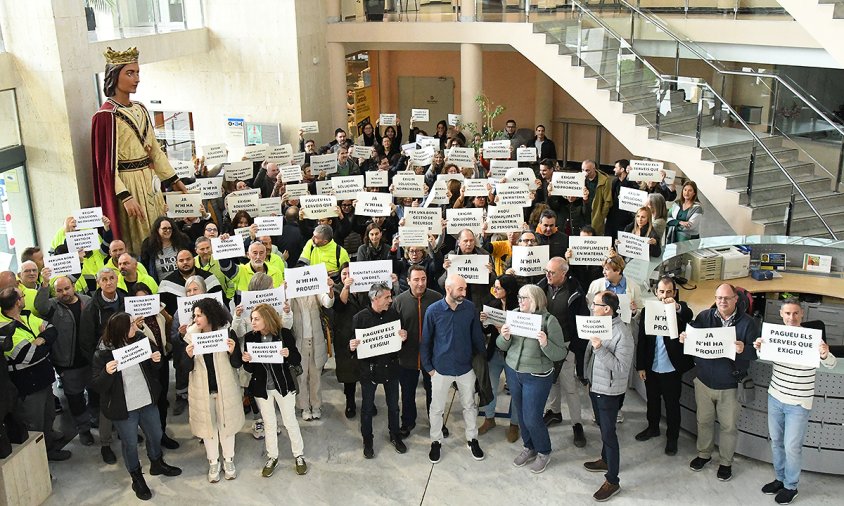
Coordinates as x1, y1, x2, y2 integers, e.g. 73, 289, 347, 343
461, 93, 506, 150
86, 0, 117, 12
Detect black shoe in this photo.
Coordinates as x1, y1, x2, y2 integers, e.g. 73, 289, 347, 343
717, 465, 732, 481
345, 405, 356, 419
149, 457, 182, 477
161, 434, 180, 450
173, 396, 188, 416
78, 430, 95, 447
442, 425, 450, 438
572, 423, 587, 448
762, 479, 785, 495
665, 439, 678, 456
47, 449, 72, 461
101, 445, 117, 465
89, 416, 99, 429
363, 439, 374, 459
635, 427, 660, 441
543, 410, 563, 427
130, 469, 152, 501
390, 434, 407, 454
467, 439, 484, 461
689, 456, 711, 471
429, 441, 442, 463
399, 423, 415, 439
775, 488, 798, 505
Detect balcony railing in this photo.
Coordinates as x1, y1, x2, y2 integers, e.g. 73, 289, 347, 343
85, 0, 204, 42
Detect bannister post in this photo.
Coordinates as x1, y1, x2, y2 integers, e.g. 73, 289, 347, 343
768, 80, 779, 135
576, 11, 583, 65
785, 189, 795, 236
616, 46, 622, 98
695, 93, 704, 148
747, 143, 757, 204
836, 140, 844, 192
674, 41, 680, 78
655, 83, 663, 140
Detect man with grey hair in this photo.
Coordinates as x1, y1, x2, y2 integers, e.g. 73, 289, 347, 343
568, 159, 612, 235
253, 161, 280, 198
298, 223, 350, 279
350, 283, 408, 459
438, 229, 494, 313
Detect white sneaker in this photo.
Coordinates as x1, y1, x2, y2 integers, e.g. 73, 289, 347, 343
617, 412, 625, 424
311, 407, 322, 420
208, 460, 221, 483
223, 459, 237, 480
302, 409, 313, 421
252, 420, 265, 440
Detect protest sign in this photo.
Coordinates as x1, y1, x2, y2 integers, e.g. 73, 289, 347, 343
201, 144, 228, 165
226, 192, 260, 218
379, 113, 396, 126
446, 254, 489, 284
224, 161, 253, 182
399, 226, 428, 248
511, 245, 549, 276
448, 114, 462, 126
355, 321, 403, 359
280, 164, 303, 183
446, 208, 484, 236
569, 236, 611, 265
300, 121, 319, 134
247, 342, 285, 364
192, 329, 229, 355
392, 173, 426, 197
617, 231, 651, 261
352, 145, 374, 160
760, 323, 822, 368
241, 287, 286, 313
411, 109, 430, 122
618, 294, 632, 324
310, 153, 338, 176
463, 178, 489, 197
550, 172, 584, 198
290, 152, 306, 166
684, 326, 736, 360
628, 160, 675, 184
73, 207, 103, 230
125, 295, 160, 318
404, 207, 442, 234
576, 315, 612, 341
489, 160, 518, 179
355, 192, 392, 217
300, 195, 338, 219
445, 147, 475, 168
437, 173, 464, 183
285, 183, 308, 199
332, 175, 365, 200
189, 177, 224, 199
211, 236, 246, 260
45, 253, 81, 276
267, 145, 294, 164
254, 216, 284, 236
517, 147, 537, 162
233, 227, 252, 242
410, 147, 434, 166
505, 167, 539, 190
422, 180, 449, 206
482, 305, 507, 327
285, 264, 328, 299
348, 260, 393, 293
177, 292, 224, 325
257, 197, 283, 217
315, 180, 335, 195
171, 159, 194, 179
401, 142, 417, 154
166, 192, 204, 219
618, 186, 649, 213
365, 170, 389, 188
483, 140, 511, 159
506, 311, 542, 338
644, 300, 679, 339
486, 206, 523, 234
243, 144, 269, 162
495, 182, 532, 207
113, 338, 152, 372
66, 229, 99, 252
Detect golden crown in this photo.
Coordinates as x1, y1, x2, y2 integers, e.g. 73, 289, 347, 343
104, 47, 139, 65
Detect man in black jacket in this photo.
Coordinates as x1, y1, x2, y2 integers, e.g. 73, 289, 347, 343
536, 209, 570, 259
605, 159, 640, 241
635, 276, 694, 456
438, 229, 495, 313
525, 125, 557, 162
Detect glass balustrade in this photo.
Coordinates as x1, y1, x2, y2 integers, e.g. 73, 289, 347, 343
85, 0, 204, 42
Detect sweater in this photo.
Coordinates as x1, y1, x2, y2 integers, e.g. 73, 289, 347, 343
393, 288, 443, 370
496, 310, 567, 374
422, 298, 486, 376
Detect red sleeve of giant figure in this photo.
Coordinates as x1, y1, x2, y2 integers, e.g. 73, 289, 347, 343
91, 102, 121, 238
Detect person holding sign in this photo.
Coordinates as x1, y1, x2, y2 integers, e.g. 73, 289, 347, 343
620, 207, 662, 258
634, 277, 694, 456
438, 229, 495, 314
586, 255, 643, 337
752, 298, 836, 505
226, 241, 284, 300
497, 284, 567, 474
183, 298, 245, 483
253, 162, 280, 199
242, 304, 308, 477
569, 160, 612, 236
666, 181, 703, 243
355, 122, 379, 147
679, 283, 759, 481
333, 264, 367, 419
298, 224, 351, 280
582, 291, 634, 501
605, 159, 640, 241
350, 283, 408, 459
535, 210, 570, 259
90, 312, 181, 500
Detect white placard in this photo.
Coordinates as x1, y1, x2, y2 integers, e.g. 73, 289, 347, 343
618, 186, 649, 213
45, 253, 81, 276
226, 192, 259, 218
495, 182, 532, 207
644, 300, 678, 339
517, 147, 537, 162
511, 245, 549, 276
201, 144, 228, 165
550, 172, 584, 197
285, 264, 329, 299
355, 192, 392, 217
177, 292, 225, 325
290, 152, 306, 166
399, 226, 428, 248
684, 326, 736, 360
483, 140, 511, 159
332, 175, 365, 200
233, 227, 252, 242
576, 315, 613, 341
664, 301, 679, 340
113, 338, 152, 372
355, 320, 403, 359
437, 173, 464, 183
366, 170, 389, 188
243, 144, 269, 162
760, 323, 822, 368
411, 109, 430, 122
486, 206, 524, 233
392, 173, 426, 197
254, 216, 285, 236
241, 287, 286, 313
401, 142, 417, 154
192, 329, 229, 355
284, 184, 309, 200
300, 195, 338, 219
311, 153, 338, 176
445, 147, 475, 168
618, 293, 632, 324
404, 207, 442, 234
247, 342, 284, 364
422, 180, 449, 207
446, 208, 484, 236
190, 177, 224, 199
379, 113, 396, 126
506, 311, 542, 338
166, 192, 204, 219
628, 160, 675, 184
258, 197, 283, 217
348, 260, 393, 293
463, 178, 489, 197
300, 121, 319, 134
125, 294, 160, 318
504, 167, 539, 190
617, 231, 651, 261
267, 144, 293, 164
489, 160, 518, 179
447, 114, 462, 126
171, 159, 194, 179
482, 305, 507, 327
211, 236, 246, 260
569, 236, 611, 266
73, 207, 103, 230
352, 145, 374, 160
624, 259, 652, 285
418, 136, 439, 150
280, 164, 303, 183
66, 229, 99, 252
315, 180, 335, 195
410, 147, 435, 167
446, 254, 489, 285
224, 161, 253, 182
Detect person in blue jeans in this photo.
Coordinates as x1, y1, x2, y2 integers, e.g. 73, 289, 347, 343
753, 298, 837, 505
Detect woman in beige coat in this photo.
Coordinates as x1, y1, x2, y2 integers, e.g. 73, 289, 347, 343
290, 281, 335, 420
183, 298, 245, 483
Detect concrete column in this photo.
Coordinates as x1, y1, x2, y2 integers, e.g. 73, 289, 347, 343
328, 42, 348, 132
459, 0, 476, 22
460, 43, 483, 127
378, 51, 393, 114
326, 0, 341, 23
535, 70, 553, 135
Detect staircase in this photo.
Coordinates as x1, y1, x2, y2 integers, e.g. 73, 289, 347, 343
777, 0, 844, 67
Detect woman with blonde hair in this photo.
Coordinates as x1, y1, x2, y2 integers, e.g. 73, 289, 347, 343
647, 193, 668, 245
620, 207, 661, 258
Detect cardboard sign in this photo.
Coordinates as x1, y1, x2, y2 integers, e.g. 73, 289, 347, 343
463, 178, 489, 197
366, 170, 389, 188
233, 227, 252, 242
267, 144, 294, 164
125, 294, 160, 318
495, 182, 532, 207
226, 192, 260, 218
355, 320, 403, 359
517, 147, 537, 162
550, 172, 584, 197
166, 192, 204, 219
399, 226, 429, 248
355, 192, 392, 217
404, 207, 442, 234
190, 177, 224, 199
241, 287, 286, 313
315, 180, 335, 195
422, 180, 449, 207
803, 254, 832, 273
352, 145, 374, 160
211, 236, 246, 260
291, 152, 306, 166
348, 260, 393, 293
617, 231, 651, 261
300, 195, 338, 219
511, 245, 549, 276
254, 216, 285, 236
201, 144, 228, 165
576, 315, 612, 341
569, 236, 611, 266
280, 164, 303, 183
73, 207, 103, 230
445, 147, 475, 168
506, 311, 542, 338
258, 197, 283, 217
379, 113, 397, 126
300, 121, 319, 134
113, 338, 152, 372
644, 300, 679, 339
192, 329, 229, 355
504, 167, 538, 190
628, 160, 675, 184
410, 146, 434, 167
247, 342, 284, 364
482, 305, 507, 327
486, 206, 523, 234
618, 186, 649, 213
760, 323, 822, 368
66, 229, 99, 252
684, 326, 736, 360
45, 253, 81, 276
311, 153, 338, 176
393, 173, 426, 197
332, 175, 365, 200
177, 292, 225, 325
489, 160, 518, 179
448, 113, 462, 126
171, 159, 194, 179
446, 254, 489, 285
285, 264, 329, 299
411, 109, 430, 122
243, 144, 269, 162
446, 208, 484, 236
483, 140, 511, 159
224, 161, 254, 182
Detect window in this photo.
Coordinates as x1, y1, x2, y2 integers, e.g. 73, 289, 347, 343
85, 0, 205, 42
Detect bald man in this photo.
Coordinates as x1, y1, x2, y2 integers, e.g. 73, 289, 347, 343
107, 240, 150, 278
117, 253, 158, 294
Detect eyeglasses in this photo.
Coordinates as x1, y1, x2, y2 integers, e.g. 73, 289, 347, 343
715, 296, 735, 302
517, 296, 530, 301
205, 227, 218, 232
593, 303, 609, 307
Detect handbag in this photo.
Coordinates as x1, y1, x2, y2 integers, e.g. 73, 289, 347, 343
737, 376, 755, 405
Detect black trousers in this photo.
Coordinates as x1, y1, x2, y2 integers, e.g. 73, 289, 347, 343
397, 367, 433, 428
644, 369, 682, 441
156, 359, 170, 431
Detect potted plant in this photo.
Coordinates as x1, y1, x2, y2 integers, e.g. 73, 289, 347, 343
85, 0, 116, 31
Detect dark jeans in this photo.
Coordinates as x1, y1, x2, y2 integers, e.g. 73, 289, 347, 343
112, 403, 163, 473
398, 367, 433, 428
645, 369, 682, 441
57, 366, 92, 432
360, 378, 400, 441
590, 391, 623, 486
156, 359, 170, 431
344, 382, 357, 406
505, 365, 554, 455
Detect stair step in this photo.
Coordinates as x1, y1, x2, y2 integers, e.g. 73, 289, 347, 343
712, 147, 800, 172
749, 191, 844, 220
722, 163, 818, 188
635, 105, 699, 127
761, 210, 844, 236
622, 90, 686, 114
737, 176, 833, 205
702, 137, 783, 160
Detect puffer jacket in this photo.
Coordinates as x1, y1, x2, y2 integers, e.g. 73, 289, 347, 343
496, 310, 566, 374
584, 316, 634, 396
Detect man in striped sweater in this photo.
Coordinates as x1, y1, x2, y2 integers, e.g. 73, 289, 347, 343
753, 298, 837, 505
